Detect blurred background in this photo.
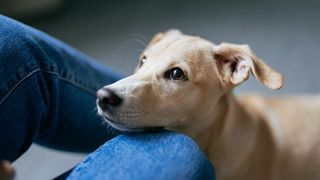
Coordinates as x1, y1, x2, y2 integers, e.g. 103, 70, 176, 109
1, 0, 320, 179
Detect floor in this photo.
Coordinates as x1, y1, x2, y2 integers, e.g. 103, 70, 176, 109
6, 0, 320, 179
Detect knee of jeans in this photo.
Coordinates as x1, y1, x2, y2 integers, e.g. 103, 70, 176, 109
116, 131, 204, 157
0, 15, 39, 63
118, 131, 215, 171
78, 131, 216, 180
0, 15, 40, 99
141, 132, 216, 179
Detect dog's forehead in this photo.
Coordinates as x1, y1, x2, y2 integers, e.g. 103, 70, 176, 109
146, 35, 213, 62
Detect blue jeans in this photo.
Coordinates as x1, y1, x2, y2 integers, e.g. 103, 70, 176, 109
0, 15, 215, 179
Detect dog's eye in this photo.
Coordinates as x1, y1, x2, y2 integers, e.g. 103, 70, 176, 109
169, 68, 186, 80
139, 55, 147, 67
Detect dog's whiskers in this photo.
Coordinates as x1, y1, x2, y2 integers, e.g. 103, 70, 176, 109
129, 33, 148, 44
130, 38, 147, 48
136, 48, 144, 53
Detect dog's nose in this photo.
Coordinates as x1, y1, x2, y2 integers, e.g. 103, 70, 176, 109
97, 88, 123, 109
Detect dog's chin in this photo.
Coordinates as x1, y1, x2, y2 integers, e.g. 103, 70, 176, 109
103, 116, 164, 133
103, 117, 145, 132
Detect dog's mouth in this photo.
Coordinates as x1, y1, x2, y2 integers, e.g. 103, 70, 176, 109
97, 102, 164, 132
103, 116, 164, 133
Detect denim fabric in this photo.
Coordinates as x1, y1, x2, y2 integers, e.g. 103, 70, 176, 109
0, 14, 123, 161
0, 15, 215, 179
68, 131, 215, 180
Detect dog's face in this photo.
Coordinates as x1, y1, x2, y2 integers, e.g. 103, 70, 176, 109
97, 30, 283, 132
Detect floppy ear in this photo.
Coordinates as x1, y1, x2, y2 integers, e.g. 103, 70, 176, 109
148, 32, 165, 46
213, 43, 284, 90
147, 29, 182, 47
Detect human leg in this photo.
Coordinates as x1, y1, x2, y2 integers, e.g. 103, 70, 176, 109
67, 131, 216, 180
0, 15, 123, 161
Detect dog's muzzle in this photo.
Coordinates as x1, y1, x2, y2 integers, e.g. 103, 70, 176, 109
96, 87, 164, 133
96, 87, 123, 110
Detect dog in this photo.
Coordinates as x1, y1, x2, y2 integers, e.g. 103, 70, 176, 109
96, 30, 320, 180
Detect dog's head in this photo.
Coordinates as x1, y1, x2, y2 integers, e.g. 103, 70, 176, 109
96, 30, 283, 132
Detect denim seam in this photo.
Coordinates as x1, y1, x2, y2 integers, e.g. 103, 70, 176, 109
0, 69, 97, 108
40, 69, 97, 96
24, 33, 98, 95
0, 68, 40, 107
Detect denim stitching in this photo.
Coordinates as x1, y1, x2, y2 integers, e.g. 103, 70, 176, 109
0, 31, 100, 108
23, 35, 99, 95
40, 69, 97, 96
0, 69, 98, 108
0, 68, 40, 107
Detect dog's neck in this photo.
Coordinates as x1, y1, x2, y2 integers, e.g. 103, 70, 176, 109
187, 92, 277, 179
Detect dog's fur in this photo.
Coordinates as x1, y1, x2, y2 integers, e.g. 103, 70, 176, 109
97, 30, 320, 180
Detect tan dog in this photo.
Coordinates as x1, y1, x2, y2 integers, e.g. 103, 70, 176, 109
96, 30, 320, 180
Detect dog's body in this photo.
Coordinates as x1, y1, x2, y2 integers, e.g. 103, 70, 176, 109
202, 93, 320, 180
97, 30, 320, 180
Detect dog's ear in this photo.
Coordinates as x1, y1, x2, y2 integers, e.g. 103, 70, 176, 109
148, 29, 182, 47
148, 32, 165, 46
213, 43, 284, 90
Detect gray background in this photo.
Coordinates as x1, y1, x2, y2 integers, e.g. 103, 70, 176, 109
3, 0, 320, 179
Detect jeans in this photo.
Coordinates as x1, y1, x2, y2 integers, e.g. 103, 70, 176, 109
0, 15, 215, 179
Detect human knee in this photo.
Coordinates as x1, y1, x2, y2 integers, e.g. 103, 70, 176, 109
118, 131, 215, 176
0, 15, 32, 53
0, 15, 40, 95
68, 131, 216, 179
147, 132, 216, 179
0, 15, 39, 67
